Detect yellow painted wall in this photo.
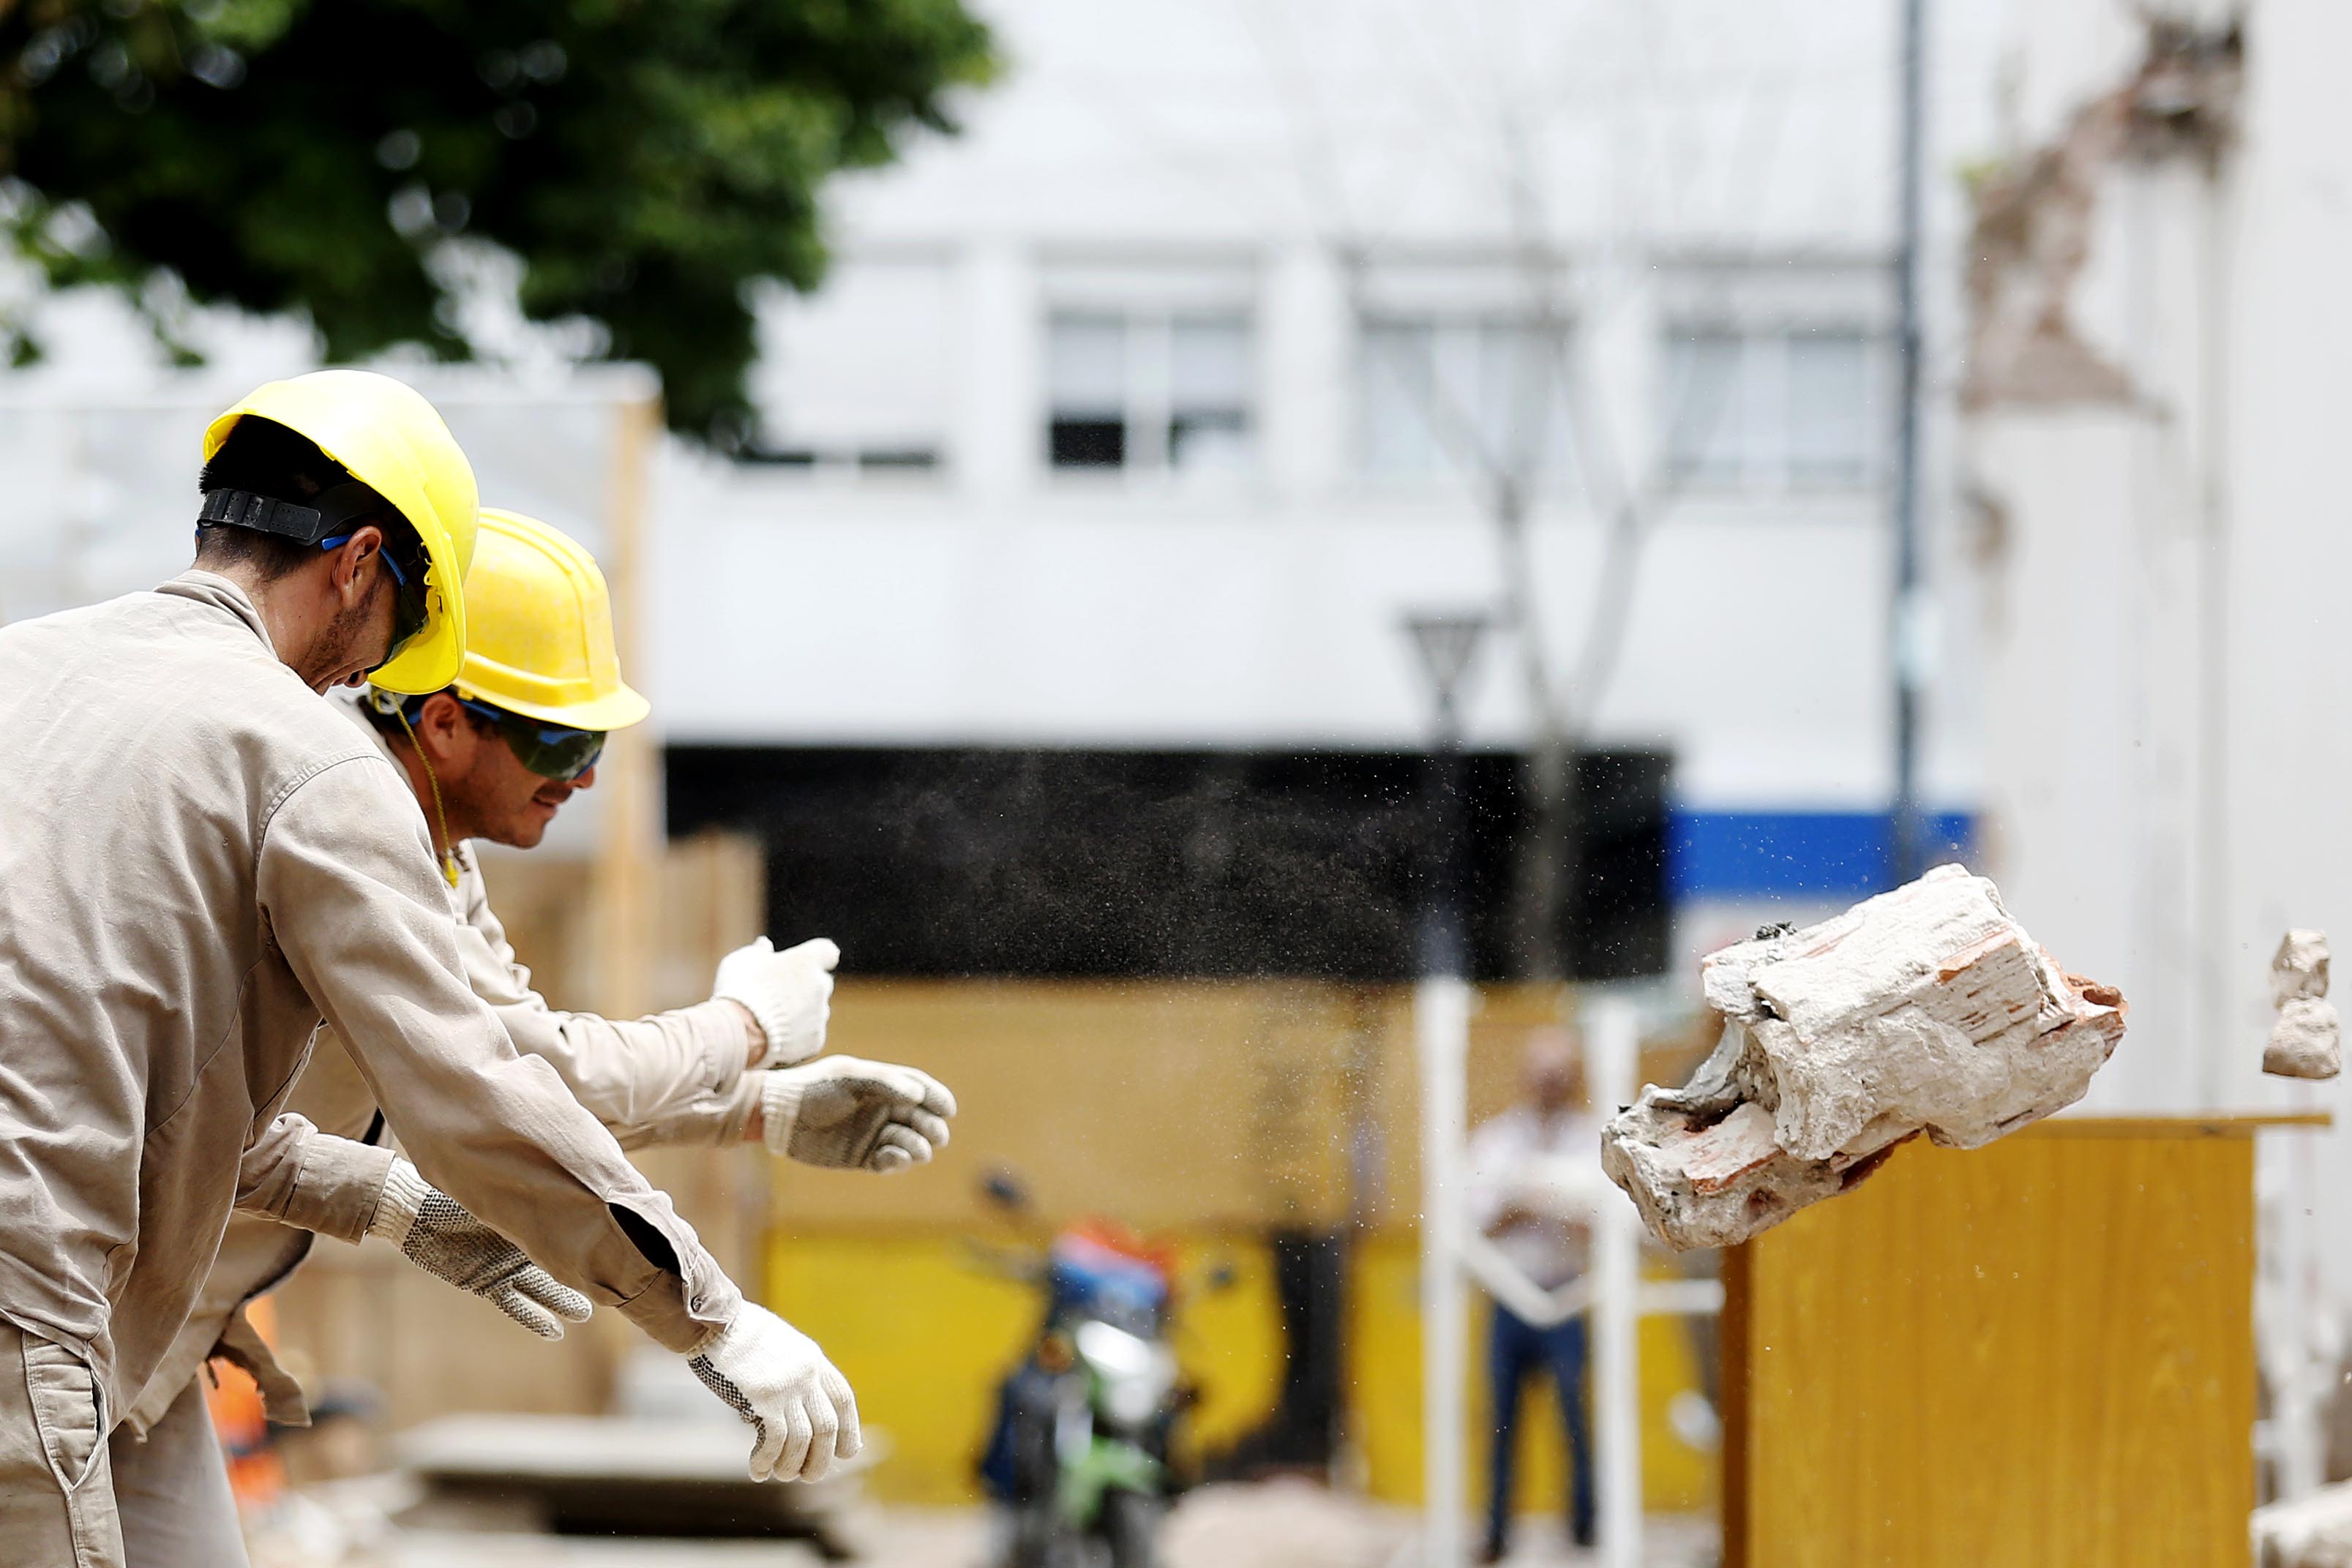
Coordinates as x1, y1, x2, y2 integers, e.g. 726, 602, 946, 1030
765, 1231, 1287, 1504
768, 1228, 1717, 1515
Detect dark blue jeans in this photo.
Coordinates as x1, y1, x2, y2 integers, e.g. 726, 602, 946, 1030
1483, 1300, 1595, 1553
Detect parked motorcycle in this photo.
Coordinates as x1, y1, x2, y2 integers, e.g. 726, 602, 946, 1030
973, 1171, 1229, 1568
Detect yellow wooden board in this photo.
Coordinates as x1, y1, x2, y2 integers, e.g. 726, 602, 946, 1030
1729, 1128, 2256, 1568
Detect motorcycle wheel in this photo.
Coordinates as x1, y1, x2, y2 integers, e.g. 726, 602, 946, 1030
1101, 1490, 1164, 1568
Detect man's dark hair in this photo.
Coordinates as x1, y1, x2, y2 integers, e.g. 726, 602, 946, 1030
194, 417, 419, 581
358, 694, 410, 742
359, 690, 492, 746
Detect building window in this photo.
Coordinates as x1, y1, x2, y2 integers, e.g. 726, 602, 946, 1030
1787, 331, 1872, 485
1169, 316, 1252, 472
1046, 312, 1254, 476
1663, 326, 1878, 489
745, 260, 951, 476
1360, 317, 1576, 485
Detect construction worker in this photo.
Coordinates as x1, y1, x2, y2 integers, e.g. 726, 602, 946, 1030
0, 372, 859, 1567
105, 507, 957, 1566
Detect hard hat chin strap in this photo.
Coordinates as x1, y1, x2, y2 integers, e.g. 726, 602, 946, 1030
198, 481, 390, 547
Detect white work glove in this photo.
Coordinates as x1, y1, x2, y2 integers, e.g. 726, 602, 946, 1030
367, 1160, 593, 1340
689, 1303, 861, 1482
762, 1056, 956, 1173
713, 937, 839, 1068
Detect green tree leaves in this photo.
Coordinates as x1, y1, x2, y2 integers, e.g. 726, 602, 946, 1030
1, 0, 995, 440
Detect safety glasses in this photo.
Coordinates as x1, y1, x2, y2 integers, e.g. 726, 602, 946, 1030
456, 697, 606, 782
320, 530, 432, 670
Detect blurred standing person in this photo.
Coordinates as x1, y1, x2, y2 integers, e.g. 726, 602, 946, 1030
1467, 1029, 1599, 1562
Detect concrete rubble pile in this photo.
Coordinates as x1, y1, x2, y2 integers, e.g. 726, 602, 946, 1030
1601, 865, 2128, 1251
2263, 929, 2340, 1081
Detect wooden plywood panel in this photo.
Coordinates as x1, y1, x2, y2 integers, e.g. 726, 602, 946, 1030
587, 392, 661, 1022
1731, 1129, 2255, 1568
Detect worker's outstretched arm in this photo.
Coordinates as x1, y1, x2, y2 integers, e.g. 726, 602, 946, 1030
256, 755, 855, 1478
236, 1120, 591, 1337
449, 848, 772, 1145
455, 849, 956, 1170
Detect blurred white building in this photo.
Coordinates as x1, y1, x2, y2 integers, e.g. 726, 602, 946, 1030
652, 0, 2011, 963
0, 0, 2016, 972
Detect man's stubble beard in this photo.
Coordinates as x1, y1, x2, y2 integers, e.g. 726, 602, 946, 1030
304, 575, 393, 691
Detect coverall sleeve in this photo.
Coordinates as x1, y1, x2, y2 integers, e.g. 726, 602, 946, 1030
233, 1115, 397, 1242
453, 851, 756, 1148
255, 754, 740, 1352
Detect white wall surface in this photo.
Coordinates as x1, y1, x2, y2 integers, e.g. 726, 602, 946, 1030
651, 474, 1903, 809
1968, 0, 2352, 1117
822, 0, 1978, 255
1962, 0, 2352, 1492
646, 0, 2016, 819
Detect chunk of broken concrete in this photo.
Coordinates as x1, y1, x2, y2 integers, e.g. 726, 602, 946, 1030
2266, 1000, 2342, 1080
2272, 930, 2332, 1004
2265, 931, 2340, 1080
2254, 1479, 2352, 1568
1601, 866, 2127, 1251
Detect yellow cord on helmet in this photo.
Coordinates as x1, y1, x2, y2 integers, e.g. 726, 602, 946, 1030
392, 704, 463, 889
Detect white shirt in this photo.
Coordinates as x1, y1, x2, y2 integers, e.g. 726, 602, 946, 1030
1465, 1105, 1603, 1292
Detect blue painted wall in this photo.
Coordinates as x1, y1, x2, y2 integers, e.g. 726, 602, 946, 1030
1668, 810, 1974, 900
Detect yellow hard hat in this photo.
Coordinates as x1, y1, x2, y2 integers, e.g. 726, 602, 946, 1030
449, 508, 649, 732
204, 370, 478, 694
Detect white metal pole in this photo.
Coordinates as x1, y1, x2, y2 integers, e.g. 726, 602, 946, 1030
1417, 974, 1473, 1568
1889, 0, 1930, 883
1587, 992, 1644, 1568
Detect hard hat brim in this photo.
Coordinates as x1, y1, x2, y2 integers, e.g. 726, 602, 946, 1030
454, 677, 652, 734
362, 541, 467, 694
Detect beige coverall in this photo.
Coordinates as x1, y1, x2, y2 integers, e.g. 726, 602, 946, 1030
111, 708, 765, 1565
0, 574, 739, 1566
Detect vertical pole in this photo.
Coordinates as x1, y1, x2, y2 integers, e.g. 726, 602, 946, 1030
1403, 615, 1486, 1567
2276, 1126, 2325, 1498
1418, 716, 1472, 1568
1587, 993, 1644, 1568
1417, 975, 1472, 1568
590, 393, 661, 1023
2192, 106, 2233, 1111
1890, 0, 1929, 885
